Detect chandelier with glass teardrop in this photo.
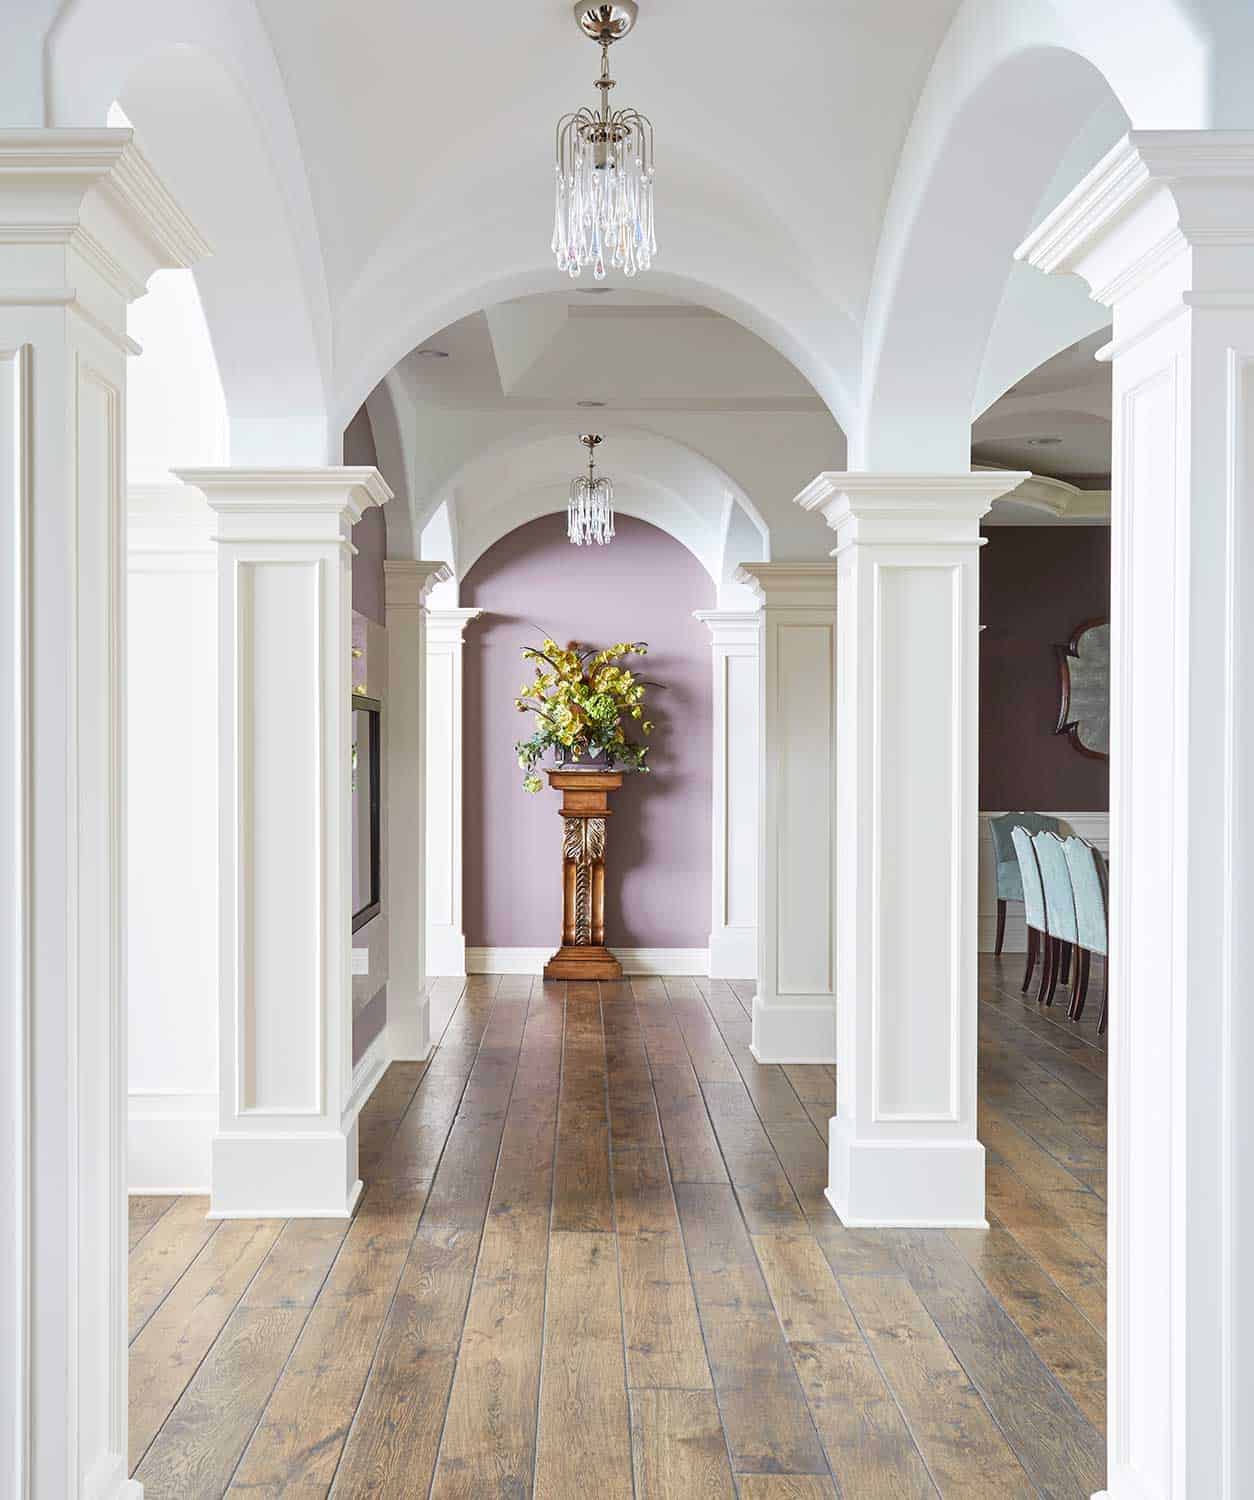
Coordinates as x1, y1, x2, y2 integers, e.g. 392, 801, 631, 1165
553, 3, 656, 280
569, 433, 615, 546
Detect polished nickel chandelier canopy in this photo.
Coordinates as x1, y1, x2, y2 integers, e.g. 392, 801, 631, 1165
553, 2, 656, 279
569, 433, 615, 545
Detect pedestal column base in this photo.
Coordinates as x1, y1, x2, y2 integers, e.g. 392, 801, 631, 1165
826, 1120, 987, 1228
208, 1125, 362, 1219
544, 945, 623, 981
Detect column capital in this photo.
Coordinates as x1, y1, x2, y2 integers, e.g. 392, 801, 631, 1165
795, 471, 1029, 548
734, 562, 835, 610
0, 127, 209, 300
693, 608, 760, 648
176, 466, 392, 546
384, 560, 453, 610
426, 606, 483, 646
1016, 130, 1254, 308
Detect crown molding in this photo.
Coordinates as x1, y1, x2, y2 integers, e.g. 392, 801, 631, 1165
0, 129, 210, 300
1016, 130, 1254, 304
981, 470, 1111, 524
384, 560, 453, 608
734, 562, 835, 609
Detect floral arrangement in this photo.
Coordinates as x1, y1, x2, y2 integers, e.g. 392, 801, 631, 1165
514, 637, 655, 792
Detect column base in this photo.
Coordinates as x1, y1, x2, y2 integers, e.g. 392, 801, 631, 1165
750, 992, 836, 1063
544, 944, 623, 981
708, 926, 757, 980
426, 927, 467, 978
209, 1126, 362, 1219
86, 1451, 143, 1500
826, 1117, 987, 1227
389, 992, 432, 1062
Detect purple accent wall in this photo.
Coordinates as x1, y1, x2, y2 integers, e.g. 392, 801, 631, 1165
463, 513, 715, 948
980, 526, 1110, 811
345, 405, 386, 625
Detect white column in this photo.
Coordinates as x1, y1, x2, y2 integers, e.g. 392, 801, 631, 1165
795, 473, 1026, 1227
694, 610, 761, 979
384, 560, 451, 1059
1018, 130, 1254, 1500
126, 483, 217, 1193
177, 466, 392, 1219
425, 606, 481, 977
735, 565, 837, 1063
0, 131, 206, 1500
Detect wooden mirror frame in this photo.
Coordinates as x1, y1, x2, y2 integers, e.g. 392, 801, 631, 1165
1055, 617, 1110, 762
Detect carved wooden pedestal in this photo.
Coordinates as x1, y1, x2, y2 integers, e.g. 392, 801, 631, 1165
544, 770, 624, 981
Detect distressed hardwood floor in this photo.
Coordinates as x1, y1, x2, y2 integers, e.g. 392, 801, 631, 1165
129, 956, 1107, 1497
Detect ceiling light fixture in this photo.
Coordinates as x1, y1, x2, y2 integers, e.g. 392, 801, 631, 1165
569, 433, 615, 545
553, 2, 656, 281
1025, 435, 1063, 446
415, 348, 449, 359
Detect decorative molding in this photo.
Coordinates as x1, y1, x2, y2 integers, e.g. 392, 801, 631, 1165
466, 947, 710, 976
794, 471, 1032, 547
980, 470, 1112, 525
343, 1028, 390, 1126
383, 558, 452, 609
735, 561, 836, 610
177, 466, 393, 529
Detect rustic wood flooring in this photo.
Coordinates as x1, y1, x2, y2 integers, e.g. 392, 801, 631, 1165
128, 956, 1107, 1497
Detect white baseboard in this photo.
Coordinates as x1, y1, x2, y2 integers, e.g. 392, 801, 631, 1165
707, 926, 757, 980
426, 926, 468, 978
128, 1090, 215, 1194
86, 1449, 142, 1500
388, 997, 433, 1062
750, 993, 836, 1064
466, 946, 711, 976
344, 1027, 390, 1124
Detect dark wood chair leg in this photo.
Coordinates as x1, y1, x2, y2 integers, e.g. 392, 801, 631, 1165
1059, 942, 1072, 986
1098, 957, 1108, 1035
995, 899, 1007, 956
1037, 935, 1055, 1005
1069, 949, 1091, 1021
1021, 926, 1039, 992
1044, 938, 1062, 1006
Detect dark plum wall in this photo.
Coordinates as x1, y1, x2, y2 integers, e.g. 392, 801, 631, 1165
980, 525, 1110, 811
462, 513, 715, 948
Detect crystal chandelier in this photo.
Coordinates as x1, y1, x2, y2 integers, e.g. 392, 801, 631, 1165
553, 3, 656, 280
569, 434, 615, 545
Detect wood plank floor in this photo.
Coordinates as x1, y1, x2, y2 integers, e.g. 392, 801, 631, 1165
129, 957, 1107, 1497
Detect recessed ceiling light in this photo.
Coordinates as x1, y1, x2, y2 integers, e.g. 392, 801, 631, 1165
575, 287, 615, 294
1025, 435, 1063, 446
416, 348, 449, 359
577, 399, 607, 408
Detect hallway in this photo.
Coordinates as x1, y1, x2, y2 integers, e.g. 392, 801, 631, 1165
127, 963, 1107, 1498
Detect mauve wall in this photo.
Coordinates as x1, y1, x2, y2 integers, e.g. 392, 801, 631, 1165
463, 513, 715, 948
980, 525, 1110, 811
346, 405, 386, 625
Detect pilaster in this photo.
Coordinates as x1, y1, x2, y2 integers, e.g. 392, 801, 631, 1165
1018, 129, 1254, 1500
425, 607, 482, 977
735, 565, 837, 1063
694, 610, 761, 979
126, 483, 217, 1193
384, 560, 452, 1059
795, 471, 1026, 1227
0, 128, 207, 1500
178, 466, 392, 1219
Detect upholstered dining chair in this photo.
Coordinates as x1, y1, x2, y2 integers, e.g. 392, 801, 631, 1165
1010, 826, 1050, 999
1064, 836, 1109, 1033
1032, 830, 1079, 1007
989, 812, 1064, 954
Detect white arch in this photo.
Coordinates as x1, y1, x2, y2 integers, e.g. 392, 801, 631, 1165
47, 1, 334, 462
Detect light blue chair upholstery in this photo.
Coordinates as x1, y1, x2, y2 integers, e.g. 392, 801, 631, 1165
1010, 826, 1046, 932
1033, 831, 1078, 945
1064, 838, 1108, 956
991, 812, 1063, 903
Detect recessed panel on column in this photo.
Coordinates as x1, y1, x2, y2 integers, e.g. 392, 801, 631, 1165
724, 650, 758, 930
873, 563, 959, 1121
776, 621, 834, 997
238, 559, 321, 1114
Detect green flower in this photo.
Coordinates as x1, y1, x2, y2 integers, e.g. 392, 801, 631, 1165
523, 774, 542, 794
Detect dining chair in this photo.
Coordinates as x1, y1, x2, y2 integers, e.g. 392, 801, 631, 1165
1033, 830, 1079, 1007
1010, 825, 1050, 999
1063, 836, 1109, 1033
989, 812, 1064, 955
